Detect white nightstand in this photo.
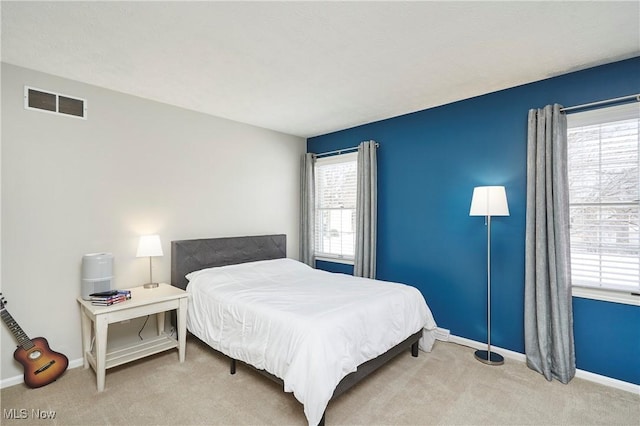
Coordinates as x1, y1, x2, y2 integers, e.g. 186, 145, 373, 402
77, 283, 188, 392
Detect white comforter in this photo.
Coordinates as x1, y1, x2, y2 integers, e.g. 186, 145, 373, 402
185, 258, 437, 425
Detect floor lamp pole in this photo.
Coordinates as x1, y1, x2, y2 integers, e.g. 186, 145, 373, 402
474, 215, 504, 365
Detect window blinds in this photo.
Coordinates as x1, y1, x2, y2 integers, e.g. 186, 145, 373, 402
567, 102, 640, 292
314, 153, 358, 259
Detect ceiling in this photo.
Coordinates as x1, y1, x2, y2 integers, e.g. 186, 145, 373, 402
2, 1, 639, 138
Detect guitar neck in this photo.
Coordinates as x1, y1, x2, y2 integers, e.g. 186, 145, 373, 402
0, 308, 34, 350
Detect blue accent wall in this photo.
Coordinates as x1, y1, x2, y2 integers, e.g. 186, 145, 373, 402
315, 260, 354, 275
308, 57, 640, 385
573, 297, 640, 385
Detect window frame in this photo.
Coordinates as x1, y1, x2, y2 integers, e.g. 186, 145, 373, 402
566, 101, 640, 307
313, 152, 358, 264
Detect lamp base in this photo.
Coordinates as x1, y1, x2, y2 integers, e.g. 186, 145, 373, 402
143, 282, 159, 289
474, 349, 504, 366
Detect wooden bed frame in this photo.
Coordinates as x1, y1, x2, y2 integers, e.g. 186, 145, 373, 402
171, 234, 422, 425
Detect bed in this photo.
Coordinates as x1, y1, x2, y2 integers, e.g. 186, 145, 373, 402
171, 234, 437, 425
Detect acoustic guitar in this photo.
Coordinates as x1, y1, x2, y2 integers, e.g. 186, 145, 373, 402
0, 294, 68, 388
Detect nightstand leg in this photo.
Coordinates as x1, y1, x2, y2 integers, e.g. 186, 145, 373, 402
177, 298, 187, 363
94, 315, 109, 392
156, 312, 165, 336
79, 307, 92, 369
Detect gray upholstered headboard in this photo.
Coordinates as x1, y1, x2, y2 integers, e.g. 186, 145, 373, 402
170, 234, 287, 290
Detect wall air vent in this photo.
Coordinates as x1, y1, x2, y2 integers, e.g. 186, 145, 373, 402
24, 86, 87, 119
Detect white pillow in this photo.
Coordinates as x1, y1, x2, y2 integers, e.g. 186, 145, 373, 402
185, 257, 310, 282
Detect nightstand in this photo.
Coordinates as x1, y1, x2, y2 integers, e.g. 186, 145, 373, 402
77, 283, 188, 391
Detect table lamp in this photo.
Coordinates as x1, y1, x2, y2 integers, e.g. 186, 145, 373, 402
136, 234, 163, 289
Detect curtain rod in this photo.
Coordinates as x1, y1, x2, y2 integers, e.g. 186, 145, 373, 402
560, 94, 640, 113
313, 141, 379, 158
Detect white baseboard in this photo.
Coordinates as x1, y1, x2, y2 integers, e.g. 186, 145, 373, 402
434, 327, 450, 341
0, 357, 84, 390
574, 368, 640, 395
4, 341, 639, 396
445, 332, 639, 395
448, 334, 527, 362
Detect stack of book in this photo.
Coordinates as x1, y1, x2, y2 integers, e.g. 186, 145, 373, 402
90, 290, 132, 306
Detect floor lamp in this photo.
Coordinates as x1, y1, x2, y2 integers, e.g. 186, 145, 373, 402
470, 186, 509, 365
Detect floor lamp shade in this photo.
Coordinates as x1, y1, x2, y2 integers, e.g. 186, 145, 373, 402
137, 235, 163, 288
469, 186, 509, 217
470, 186, 509, 366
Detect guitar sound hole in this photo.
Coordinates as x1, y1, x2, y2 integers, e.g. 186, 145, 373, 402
28, 350, 42, 360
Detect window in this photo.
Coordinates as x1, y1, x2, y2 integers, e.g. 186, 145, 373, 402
567, 102, 640, 303
314, 152, 357, 262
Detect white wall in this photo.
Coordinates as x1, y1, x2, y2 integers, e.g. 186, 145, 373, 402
0, 63, 305, 383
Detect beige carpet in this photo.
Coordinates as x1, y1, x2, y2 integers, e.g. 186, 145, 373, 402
1, 336, 638, 425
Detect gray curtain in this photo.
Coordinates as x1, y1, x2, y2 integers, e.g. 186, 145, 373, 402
354, 141, 377, 278
525, 104, 576, 384
300, 153, 315, 267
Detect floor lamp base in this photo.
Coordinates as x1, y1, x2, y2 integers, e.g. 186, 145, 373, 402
474, 350, 504, 366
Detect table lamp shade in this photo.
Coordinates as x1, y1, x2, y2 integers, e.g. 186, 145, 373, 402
136, 235, 163, 257
469, 186, 509, 217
